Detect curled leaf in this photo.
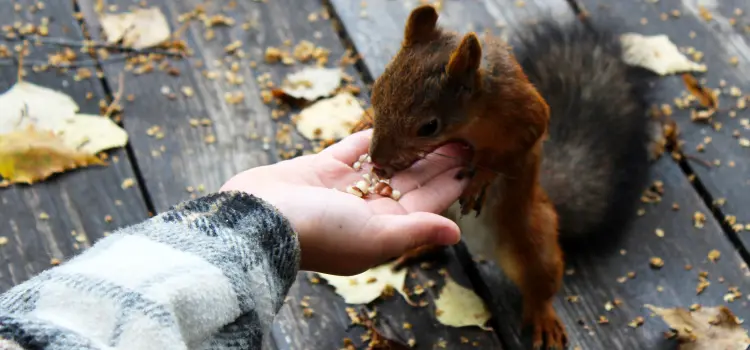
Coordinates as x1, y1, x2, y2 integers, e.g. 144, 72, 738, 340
620, 33, 707, 76
682, 74, 718, 109
646, 304, 750, 349
99, 7, 171, 49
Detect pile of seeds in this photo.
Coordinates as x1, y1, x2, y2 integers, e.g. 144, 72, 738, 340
344, 153, 401, 201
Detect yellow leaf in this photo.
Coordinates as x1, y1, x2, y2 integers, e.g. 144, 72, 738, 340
646, 304, 750, 350
99, 7, 171, 50
317, 261, 411, 305
620, 33, 707, 76
0, 81, 129, 154
0, 81, 79, 134
57, 114, 129, 154
295, 92, 364, 141
0, 127, 105, 186
434, 276, 491, 328
276, 67, 343, 101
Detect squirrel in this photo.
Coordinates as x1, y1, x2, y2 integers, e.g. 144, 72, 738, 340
350, 5, 652, 349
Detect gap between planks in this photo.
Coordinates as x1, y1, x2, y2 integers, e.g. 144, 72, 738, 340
68, 0, 158, 216
567, 0, 750, 275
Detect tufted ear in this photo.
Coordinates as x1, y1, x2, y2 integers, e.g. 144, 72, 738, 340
447, 33, 482, 77
403, 5, 439, 46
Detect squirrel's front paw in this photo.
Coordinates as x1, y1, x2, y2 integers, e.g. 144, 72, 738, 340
457, 168, 491, 216
523, 303, 568, 350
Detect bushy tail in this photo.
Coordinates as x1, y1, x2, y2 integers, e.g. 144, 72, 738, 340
513, 19, 653, 243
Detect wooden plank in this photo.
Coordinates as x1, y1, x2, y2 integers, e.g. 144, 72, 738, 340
76, 0, 504, 348
0, 0, 149, 292
575, 0, 750, 251
328, 0, 750, 349
274, 249, 502, 350
76, 0, 279, 211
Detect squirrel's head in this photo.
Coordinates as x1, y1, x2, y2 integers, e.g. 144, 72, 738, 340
368, 5, 483, 177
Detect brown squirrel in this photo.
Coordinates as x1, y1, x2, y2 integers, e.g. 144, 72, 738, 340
351, 5, 651, 349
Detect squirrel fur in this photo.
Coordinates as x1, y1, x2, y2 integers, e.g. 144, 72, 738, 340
516, 20, 651, 243
351, 5, 652, 349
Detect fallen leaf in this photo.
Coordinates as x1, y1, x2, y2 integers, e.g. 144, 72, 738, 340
0, 81, 78, 133
317, 261, 410, 304
100, 7, 171, 50
275, 67, 342, 101
356, 308, 411, 350
434, 276, 491, 328
350, 107, 375, 134
682, 74, 719, 110
646, 304, 750, 349
0, 81, 129, 154
620, 33, 707, 75
295, 92, 364, 140
0, 127, 105, 186
56, 114, 129, 154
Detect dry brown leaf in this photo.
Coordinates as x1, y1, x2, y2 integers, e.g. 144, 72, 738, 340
356, 308, 411, 350
100, 7, 171, 49
350, 107, 375, 134
646, 304, 750, 349
0, 127, 105, 186
296, 92, 364, 140
0, 81, 128, 154
434, 276, 491, 328
682, 74, 718, 110
317, 261, 410, 305
276, 67, 342, 101
620, 33, 707, 75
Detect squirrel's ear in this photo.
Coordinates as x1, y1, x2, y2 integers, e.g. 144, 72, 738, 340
447, 33, 482, 77
403, 5, 439, 46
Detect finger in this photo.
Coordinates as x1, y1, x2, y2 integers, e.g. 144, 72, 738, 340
388, 143, 468, 193
366, 212, 461, 257
319, 129, 373, 166
399, 167, 468, 214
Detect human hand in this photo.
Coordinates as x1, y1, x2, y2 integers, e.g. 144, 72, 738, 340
220, 130, 469, 275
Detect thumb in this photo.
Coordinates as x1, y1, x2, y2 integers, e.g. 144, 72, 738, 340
368, 212, 461, 258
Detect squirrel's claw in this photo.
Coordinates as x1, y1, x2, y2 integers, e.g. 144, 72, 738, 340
524, 303, 569, 350
458, 167, 492, 217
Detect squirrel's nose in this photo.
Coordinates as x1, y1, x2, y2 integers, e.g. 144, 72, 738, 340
372, 163, 394, 179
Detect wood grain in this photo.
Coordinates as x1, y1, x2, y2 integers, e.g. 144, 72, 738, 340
328, 0, 750, 349
77, 0, 278, 211
0, 0, 149, 292
273, 249, 503, 350
76, 0, 504, 348
575, 0, 750, 253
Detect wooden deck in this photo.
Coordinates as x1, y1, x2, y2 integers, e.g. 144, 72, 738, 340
1, 0, 749, 349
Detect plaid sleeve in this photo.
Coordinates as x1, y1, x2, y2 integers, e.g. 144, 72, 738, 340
0, 191, 300, 350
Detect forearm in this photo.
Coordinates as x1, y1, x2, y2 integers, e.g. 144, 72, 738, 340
0, 191, 300, 350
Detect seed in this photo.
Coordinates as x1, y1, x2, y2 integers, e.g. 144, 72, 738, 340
374, 182, 392, 197
345, 186, 364, 198
355, 180, 370, 195
391, 190, 402, 201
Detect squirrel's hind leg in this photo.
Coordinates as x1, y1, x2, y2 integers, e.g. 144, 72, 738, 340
494, 193, 568, 349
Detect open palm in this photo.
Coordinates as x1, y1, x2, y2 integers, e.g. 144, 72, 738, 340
221, 130, 468, 275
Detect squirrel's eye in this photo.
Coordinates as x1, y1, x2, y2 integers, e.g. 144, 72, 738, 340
417, 119, 441, 137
